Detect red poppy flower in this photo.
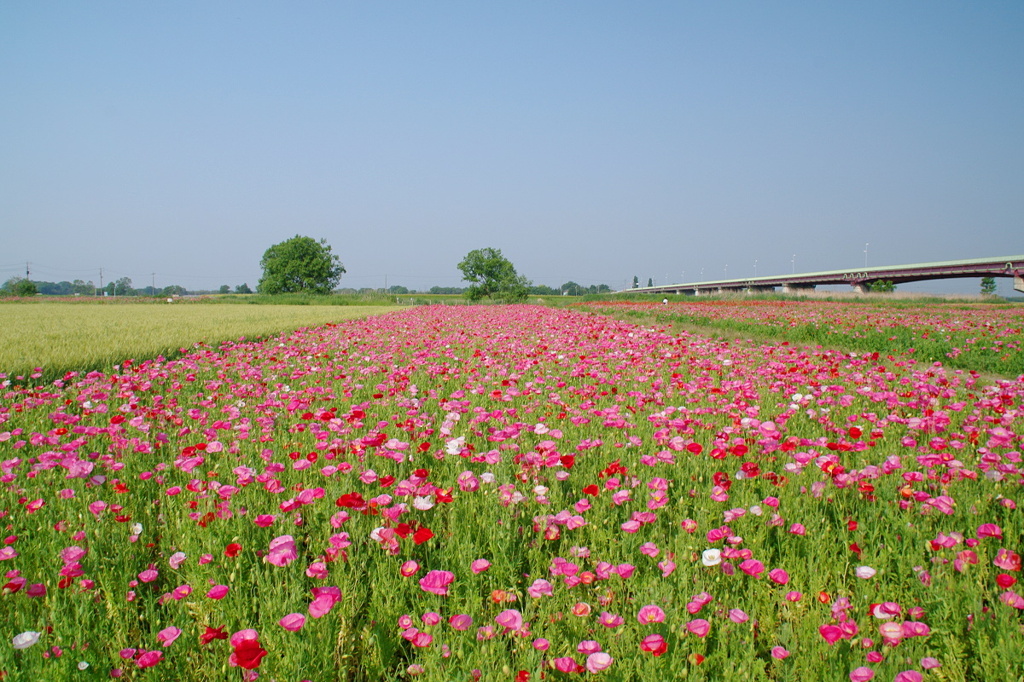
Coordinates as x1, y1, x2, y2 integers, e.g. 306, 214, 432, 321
413, 527, 434, 545
224, 543, 242, 558
200, 626, 228, 646
232, 638, 268, 669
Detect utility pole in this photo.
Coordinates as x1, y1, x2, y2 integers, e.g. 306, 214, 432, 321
152, 273, 156, 295
99, 268, 103, 296
25, 261, 30, 279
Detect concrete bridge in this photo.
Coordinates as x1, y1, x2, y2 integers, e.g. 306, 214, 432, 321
623, 255, 1024, 296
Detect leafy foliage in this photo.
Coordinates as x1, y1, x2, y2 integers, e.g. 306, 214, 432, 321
258, 235, 346, 295
457, 247, 530, 303
3, 277, 38, 296
981, 277, 997, 295
867, 279, 896, 293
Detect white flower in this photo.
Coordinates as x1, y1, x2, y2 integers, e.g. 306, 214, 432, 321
13, 631, 40, 649
131, 523, 143, 535
78, 661, 90, 670
701, 549, 722, 567
855, 566, 877, 579
412, 496, 435, 511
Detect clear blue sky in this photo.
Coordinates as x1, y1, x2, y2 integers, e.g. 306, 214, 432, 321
2, 2, 1022, 294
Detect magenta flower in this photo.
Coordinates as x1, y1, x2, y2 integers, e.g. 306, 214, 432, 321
206, 585, 230, 600
470, 559, 490, 574
495, 609, 523, 631
157, 627, 181, 647
771, 646, 790, 659
137, 650, 164, 668
449, 614, 472, 630
636, 604, 666, 624
418, 570, 455, 596
640, 633, 667, 656
768, 568, 790, 585
728, 609, 749, 624
400, 560, 420, 577
738, 559, 765, 577
586, 652, 613, 673
819, 625, 843, 644
528, 578, 553, 598
265, 535, 297, 567
686, 619, 710, 637
893, 672, 922, 682
849, 667, 875, 682
279, 613, 306, 631
309, 586, 341, 618
552, 657, 580, 673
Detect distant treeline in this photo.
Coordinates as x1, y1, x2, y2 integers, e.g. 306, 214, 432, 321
3, 278, 612, 298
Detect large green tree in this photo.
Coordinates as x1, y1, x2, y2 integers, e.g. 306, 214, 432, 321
457, 247, 530, 303
258, 236, 345, 294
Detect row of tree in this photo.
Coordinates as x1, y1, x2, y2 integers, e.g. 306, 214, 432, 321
0, 277, 245, 298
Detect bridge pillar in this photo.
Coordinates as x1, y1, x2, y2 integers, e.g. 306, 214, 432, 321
1015, 274, 1024, 293
782, 284, 815, 294
852, 284, 869, 294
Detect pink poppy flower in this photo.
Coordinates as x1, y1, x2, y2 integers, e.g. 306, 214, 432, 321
849, 667, 874, 682
470, 559, 490, 574
768, 568, 789, 585
279, 613, 305, 631
265, 535, 297, 567
400, 560, 420, 577
640, 633, 667, 656
636, 605, 665, 624
728, 609, 749, 624
137, 650, 163, 668
449, 614, 473, 631
893, 672, 922, 682
686, 619, 710, 637
309, 586, 341, 618
738, 559, 764, 577
586, 652, 613, 673
419, 570, 454, 596
168, 552, 186, 569
495, 609, 523, 631
206, 585, 230, 600
771, 646, 790, 659
819, 625, 843, 644
552, 657, 580, 673
533, 638, 550, 651
528, 578, 553, 598
157, 627, 181, 647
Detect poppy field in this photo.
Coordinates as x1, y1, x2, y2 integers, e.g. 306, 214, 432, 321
578, 299, 1024, 377
1, 304, 1022, 681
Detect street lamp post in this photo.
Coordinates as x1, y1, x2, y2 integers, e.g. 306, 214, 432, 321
864, 243, 869, 268
791, 254, 796, 274
754, 259, 758, 277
